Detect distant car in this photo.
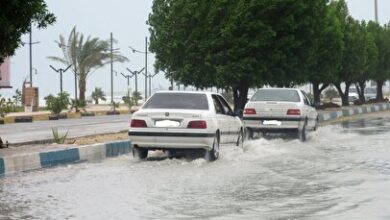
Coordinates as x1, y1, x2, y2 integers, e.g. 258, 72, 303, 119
348, 87, 359, 102
364, 87, 377, 101
128, 91, 244, 161
243, 88, 318, 141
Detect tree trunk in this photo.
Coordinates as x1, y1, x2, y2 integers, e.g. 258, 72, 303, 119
376, 80, 384, 100
334, 82, 350, 106
312, 82, 329, 108
357, 81, 366, 103
312, 82, 321, 107
233, 85, 249, 112
94, 99, 98, 105
79, 77, 86, 102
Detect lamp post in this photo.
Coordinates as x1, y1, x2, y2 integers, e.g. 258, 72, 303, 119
126, 67, 145, 97
22, 24, 40, 87
129, 37, 150, 100
374, 0, 378, 23
56, 41, 78, 109
147, 71, 159, 95
108, 33, 121, 104
49, 65, 72, 93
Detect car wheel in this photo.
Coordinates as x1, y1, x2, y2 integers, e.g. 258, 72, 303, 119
132, 145, 148, 160
313, 117, 319, 131
245, 128, 254, 140
236, 129, 244, 148
297, 119, 307, 142
205, 133, 220, 162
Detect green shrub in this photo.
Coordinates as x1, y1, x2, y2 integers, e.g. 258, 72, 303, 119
0, 94, 24, 116
45, 92, 70, 115
122, 96, 133, 110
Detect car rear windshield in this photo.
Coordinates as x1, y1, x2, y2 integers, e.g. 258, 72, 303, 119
251, 89, 300, 102
143, 93, 209, 110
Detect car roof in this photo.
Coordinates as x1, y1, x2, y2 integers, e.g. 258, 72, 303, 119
256, 88, 300, 91
154, 90, 219, 95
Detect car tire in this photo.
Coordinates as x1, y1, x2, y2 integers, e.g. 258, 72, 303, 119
313, 117, 319, 131
297, 119, 307, 142
236, 129, 244, 148
245, 128, 254, 140
205, 133, 220, 162
132, 145, 148, 160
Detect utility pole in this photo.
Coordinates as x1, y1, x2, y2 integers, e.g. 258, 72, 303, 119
375, 0, 378, 23
23, 24, 40, 87
147, 71, 159, 96
121, 72, 132, 93
110, 32, 114, 103
29, 25, 33, 87
126, 67, 144, 96
145, 37, 148, 101
49, 65, 72, 93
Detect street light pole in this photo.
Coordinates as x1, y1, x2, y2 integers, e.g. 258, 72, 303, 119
29, 25, 33, 87
147, 71, 159, 95
126, 67, 144, 97
49, 65, 72, 93
375, 0, 378, 23
145, 37, 148, 101
110, 32, 114, 103
23, 24, 40, 87
120, 72, 133, 97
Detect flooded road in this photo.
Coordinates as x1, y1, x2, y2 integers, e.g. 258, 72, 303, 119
1, 116, 390, 219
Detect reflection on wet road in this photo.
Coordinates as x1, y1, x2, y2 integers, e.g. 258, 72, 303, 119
1, 117, 390, 219
341, 117, 390, 135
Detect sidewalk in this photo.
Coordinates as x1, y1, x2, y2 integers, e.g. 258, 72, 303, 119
1, 102, 390, 176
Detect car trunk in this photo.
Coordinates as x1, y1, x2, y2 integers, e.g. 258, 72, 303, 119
245, 101, 300, 117
138, 109, 206, 129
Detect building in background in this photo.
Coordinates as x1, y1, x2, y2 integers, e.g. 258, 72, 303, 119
0, 58, 12, 89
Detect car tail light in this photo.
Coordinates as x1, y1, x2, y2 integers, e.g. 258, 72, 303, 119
130, 119, 147, 127
187, 120, 207, 129
244, 108, 256, 115
287, 109, 301, 115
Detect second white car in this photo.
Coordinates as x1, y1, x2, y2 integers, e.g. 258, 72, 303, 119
243, 88, 318, 141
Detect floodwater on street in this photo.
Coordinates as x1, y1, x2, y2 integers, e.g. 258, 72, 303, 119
1, 116, 390, 220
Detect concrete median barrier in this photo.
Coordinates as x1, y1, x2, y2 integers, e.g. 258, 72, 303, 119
0, 140, 132, 176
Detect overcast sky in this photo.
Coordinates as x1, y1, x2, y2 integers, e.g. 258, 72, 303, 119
2, 0, 390, 99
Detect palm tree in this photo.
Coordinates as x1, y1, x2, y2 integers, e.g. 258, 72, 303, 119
91, 87, 106, 104
48, 26, 128, 102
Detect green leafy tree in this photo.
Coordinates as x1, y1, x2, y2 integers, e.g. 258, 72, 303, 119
367, 22, 390, 100
0, 0, 55, 63
48, 27, 128, 102
354, 21, 378, 103
308, 1, 344, 106
333, 15, 368, 106
149, 0, 327, 111
91, 87, 106, 104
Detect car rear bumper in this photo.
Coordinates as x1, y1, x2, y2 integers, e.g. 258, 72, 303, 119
243, 116, 304, 130
128, 131, 215, 150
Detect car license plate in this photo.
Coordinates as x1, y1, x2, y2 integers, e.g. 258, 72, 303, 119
263, 120, 281, 126
155, 120, 180, 127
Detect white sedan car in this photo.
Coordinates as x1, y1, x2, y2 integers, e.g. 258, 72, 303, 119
243, 88, 318, 141
128, 91, 244, 161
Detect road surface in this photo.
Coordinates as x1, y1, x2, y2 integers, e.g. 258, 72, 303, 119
1, 112, 390, 219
